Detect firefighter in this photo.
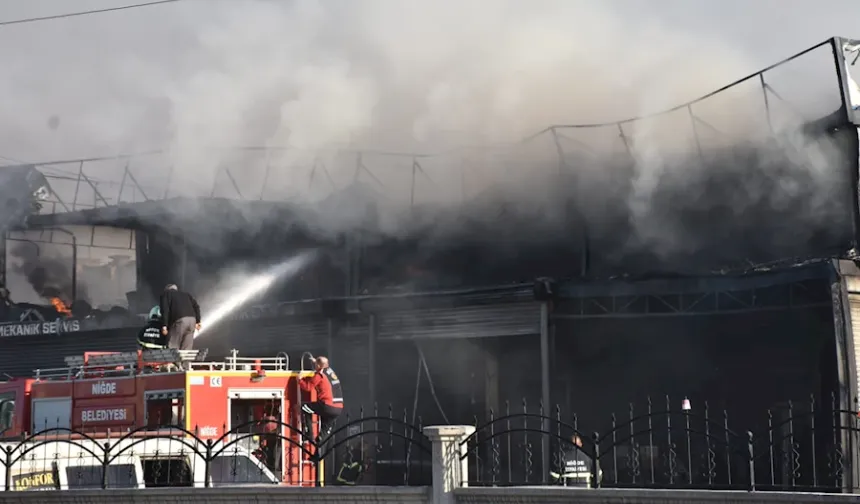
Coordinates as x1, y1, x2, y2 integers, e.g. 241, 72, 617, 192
299, 356, 343, 443
337, 460, 364, 485
253, 406, 280, 471
336, 439, 371, 485
158, 283, 201, 351
137, 306, 168, 350
549, 434, 602, 488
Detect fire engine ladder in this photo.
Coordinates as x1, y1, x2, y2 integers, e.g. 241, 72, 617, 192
51, 349, 209, 378
298, 351, 318, 485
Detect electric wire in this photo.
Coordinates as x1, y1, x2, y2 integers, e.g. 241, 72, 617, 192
415, 342, 450, 424
0, 0, 183, 27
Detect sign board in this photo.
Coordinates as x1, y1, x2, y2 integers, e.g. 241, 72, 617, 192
0, 319, 80, 337
74, 379, 136, 399
73, 405, 136, 427
11, 470, 58, 491
198, 425, 219, 438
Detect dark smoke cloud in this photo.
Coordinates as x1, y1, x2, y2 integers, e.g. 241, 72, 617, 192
9, 243, 87, 303
0, 0, 856, 285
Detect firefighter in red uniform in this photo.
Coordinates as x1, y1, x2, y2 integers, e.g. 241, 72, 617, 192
253, 405, 280, 471
299, 355, 343, 442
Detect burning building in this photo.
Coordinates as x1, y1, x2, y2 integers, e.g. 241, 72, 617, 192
0, 37, 860, 486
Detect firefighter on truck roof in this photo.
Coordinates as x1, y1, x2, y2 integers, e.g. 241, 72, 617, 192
299, 355, 343, 443
137, 306, 168, 350
159, 283, 201, 351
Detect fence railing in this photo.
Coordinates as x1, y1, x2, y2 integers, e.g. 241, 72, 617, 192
4, 395, 859, 492
461, 394, 858, 493
0, 407, 431, 491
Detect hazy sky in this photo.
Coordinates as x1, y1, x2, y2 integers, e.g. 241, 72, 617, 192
0, 0, 857, 205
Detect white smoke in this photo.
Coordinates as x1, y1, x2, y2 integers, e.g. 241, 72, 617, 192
0, 0, 854, 268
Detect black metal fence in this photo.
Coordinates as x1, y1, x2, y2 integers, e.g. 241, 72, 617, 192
462, 395, 859, 493
1, 406, 431, 491
6, 395, 860, 493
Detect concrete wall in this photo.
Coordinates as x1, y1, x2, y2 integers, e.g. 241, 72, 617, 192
0, 487, 431, 504
4, 487, 859, 504
455, 488, 860, 504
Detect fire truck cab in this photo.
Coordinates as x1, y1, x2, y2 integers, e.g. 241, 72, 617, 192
0, 348, 322, 488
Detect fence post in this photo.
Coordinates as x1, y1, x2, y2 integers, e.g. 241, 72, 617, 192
747, 431, 756, 492
591, 432, 601, 489
4, 446, 11, 491
423, 425, 476, 504
101, 441, 111, 489
204, 439, 213, 488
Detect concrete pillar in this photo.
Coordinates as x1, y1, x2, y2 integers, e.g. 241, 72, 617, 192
423, 425, 475, 504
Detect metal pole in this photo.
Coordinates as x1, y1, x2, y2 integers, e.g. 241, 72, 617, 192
369, 313, 377, 407
259, 151, 272, 200
617, 123, 633, 157
72, 161, 84, 211
540, 301, 551, 477
69, 233, 77, 305
830, 37, 860, 255
410, 158, 417, 207
759, 73, 774, 134
180, 235, 187, 288
687, 105, 704, 161
118, 161, 129, 205
550, 127, 566, 175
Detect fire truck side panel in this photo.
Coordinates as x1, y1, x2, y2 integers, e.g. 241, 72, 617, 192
30, 381, 74, 432
29, 374, 189, 433
184, 371, 318, 485
0, 379, 33, 438
71, 376, 137, 430
32, 397, 72, 431
30, 381, 73, 399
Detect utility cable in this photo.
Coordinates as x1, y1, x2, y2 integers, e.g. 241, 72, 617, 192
0, 0, 183, 27
415, 342, 450, 424
404, 351, 423, 470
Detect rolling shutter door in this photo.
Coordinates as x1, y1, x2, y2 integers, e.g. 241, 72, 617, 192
377, 302, 541, 340
848, 293, 860, 396
333, 321, 370, 411
0, 328, 138, 377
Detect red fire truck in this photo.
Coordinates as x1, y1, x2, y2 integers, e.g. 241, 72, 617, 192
0, 348, 323, 488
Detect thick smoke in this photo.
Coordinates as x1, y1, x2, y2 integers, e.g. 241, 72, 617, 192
8, 243, 87, 304
0, 0, 856, 277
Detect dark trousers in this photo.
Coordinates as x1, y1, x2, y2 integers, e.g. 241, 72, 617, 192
167, 316, 196, 350
302, 402, 342, 440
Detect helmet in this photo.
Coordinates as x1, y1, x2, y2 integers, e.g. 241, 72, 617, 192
148, 305, 161, 321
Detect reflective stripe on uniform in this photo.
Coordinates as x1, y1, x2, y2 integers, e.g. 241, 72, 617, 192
138, 341, 166, 349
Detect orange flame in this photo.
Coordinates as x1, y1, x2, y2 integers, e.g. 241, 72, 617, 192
51, 297, 71, 316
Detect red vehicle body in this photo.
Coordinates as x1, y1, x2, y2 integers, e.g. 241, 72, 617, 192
0, 348, 322, 486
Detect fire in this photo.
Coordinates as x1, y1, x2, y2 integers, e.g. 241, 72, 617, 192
51, 297, 71, 316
